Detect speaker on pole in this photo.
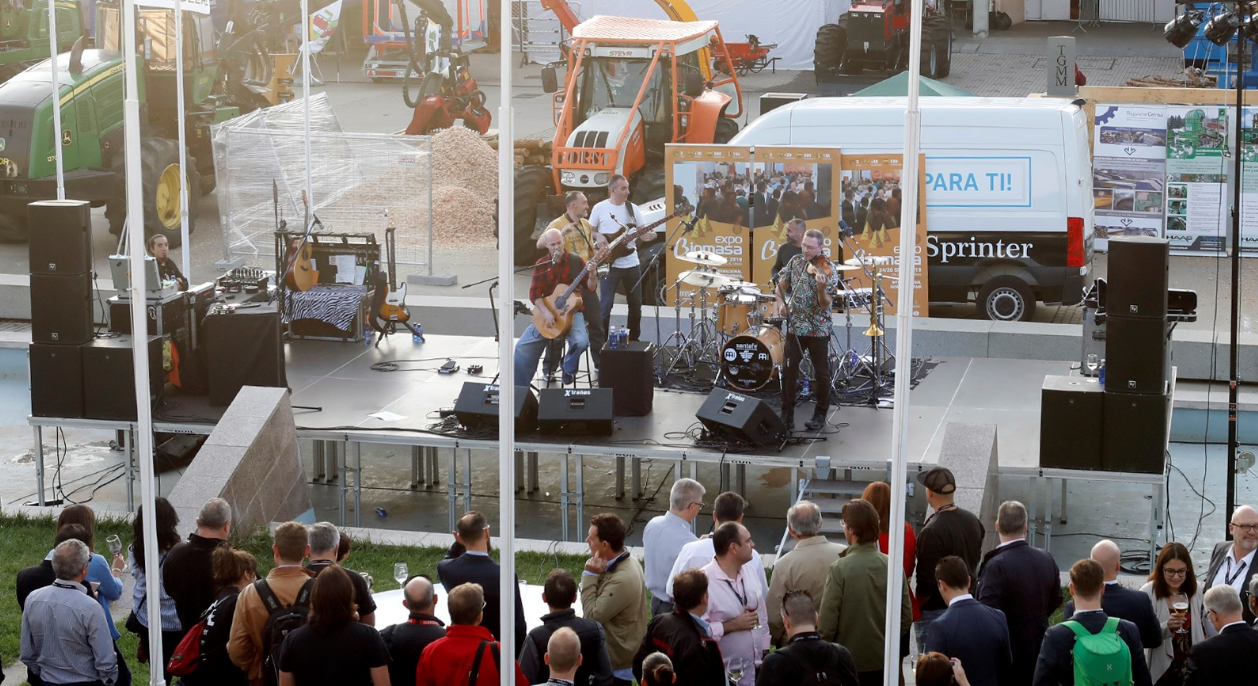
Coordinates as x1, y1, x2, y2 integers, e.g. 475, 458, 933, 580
695, 389, 787, 447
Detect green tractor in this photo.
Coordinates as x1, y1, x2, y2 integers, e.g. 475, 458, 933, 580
0, 0, 84, 84
0, 0, 271, 243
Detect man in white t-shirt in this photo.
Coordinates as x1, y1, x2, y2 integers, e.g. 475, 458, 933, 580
589, 174, 657, 341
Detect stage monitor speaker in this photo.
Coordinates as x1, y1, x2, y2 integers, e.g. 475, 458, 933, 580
695, 389, 787, 447
82, 334, 165, 421
204, 304, 286, 406
599, 340, 654, 416
28, 200, 91, 276
30, 272, 93, 345
29, 342, 83, 418
1039, 375, 1102, 470
1102, 390, 1170, 474
1105, 315, 1170, 395
538, 388, 615, 436
454, 382, 538, 433
1107, 236, 1169, 319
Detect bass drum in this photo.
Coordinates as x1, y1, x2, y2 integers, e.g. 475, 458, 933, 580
721, 325, 784, 391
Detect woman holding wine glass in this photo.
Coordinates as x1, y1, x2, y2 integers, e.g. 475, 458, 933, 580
1140, 542, 1206, 685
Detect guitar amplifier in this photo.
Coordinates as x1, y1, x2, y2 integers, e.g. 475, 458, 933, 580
538, 388, 615, 436
29, 342, 84, 418
599, 341, 654, 416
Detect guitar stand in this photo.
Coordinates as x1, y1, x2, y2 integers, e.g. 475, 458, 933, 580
373, 320, 425, 349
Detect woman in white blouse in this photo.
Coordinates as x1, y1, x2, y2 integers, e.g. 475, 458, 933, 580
1139, 542, 1210, 686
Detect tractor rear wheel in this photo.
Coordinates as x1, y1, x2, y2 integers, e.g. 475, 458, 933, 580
714, 118, 739, 144
922, 15, 953, 78
631, 168, 666, 205
813, 23, 847, 75
514, 165, 553, 266
108, 138, 201, 249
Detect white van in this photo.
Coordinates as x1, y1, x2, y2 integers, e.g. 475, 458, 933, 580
730, 96, 1095, 321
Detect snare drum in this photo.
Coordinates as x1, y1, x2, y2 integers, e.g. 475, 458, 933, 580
717, 288, 762, 336
721, 325, 784, 391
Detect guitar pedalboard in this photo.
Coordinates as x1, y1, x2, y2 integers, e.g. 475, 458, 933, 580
467, 364, 483, 375
438, 359, 460, 374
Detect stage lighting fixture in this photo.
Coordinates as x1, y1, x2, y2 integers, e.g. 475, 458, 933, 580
1165, 11, 1204, 48
1205, 10, 1242, 46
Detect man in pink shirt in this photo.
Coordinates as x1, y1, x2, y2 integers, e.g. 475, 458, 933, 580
702, 522, 768, 686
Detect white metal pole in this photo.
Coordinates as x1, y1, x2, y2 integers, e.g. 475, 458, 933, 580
48, 0, 64, 200
122, 0, 164, 681
883, 0, 926, 681
301, 0, 313, 210
497, 0, 515, 682
175, 0, 190, 281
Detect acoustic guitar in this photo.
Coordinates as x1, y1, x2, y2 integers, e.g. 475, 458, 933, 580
532, 252, 605, 340
284, 191, 319, 291
602, 202, 694, 262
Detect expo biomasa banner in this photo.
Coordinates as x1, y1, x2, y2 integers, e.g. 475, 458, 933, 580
664, 145, 754, 307
748, 146, 843, 291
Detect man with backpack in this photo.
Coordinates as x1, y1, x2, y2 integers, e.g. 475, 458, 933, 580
1032, 559, 1151, 686
755, 589, 858, 686
227, 522, 315, 686
416, 582, 529, 686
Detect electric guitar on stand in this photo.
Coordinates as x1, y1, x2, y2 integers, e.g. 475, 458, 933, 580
370, 210, 425, 344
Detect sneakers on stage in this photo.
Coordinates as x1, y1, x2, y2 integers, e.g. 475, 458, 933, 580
805, 413, 826, 431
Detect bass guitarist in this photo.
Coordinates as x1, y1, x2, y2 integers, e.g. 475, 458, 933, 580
590, 174, 657, 342
540, 190, 608, 380
514, 228, 599, 387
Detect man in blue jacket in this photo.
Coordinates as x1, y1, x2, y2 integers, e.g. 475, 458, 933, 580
925, 556, 1011, 686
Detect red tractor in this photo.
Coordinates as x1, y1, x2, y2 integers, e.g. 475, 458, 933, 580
396, 0, 491, 134
814, 0, 952, 79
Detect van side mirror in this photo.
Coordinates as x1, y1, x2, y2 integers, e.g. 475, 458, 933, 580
542, 66, 558, 94
683, 67, 704, 97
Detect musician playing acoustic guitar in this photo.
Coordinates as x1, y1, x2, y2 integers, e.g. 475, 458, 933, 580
514, 227, 600, 387
540, 190, 608, 380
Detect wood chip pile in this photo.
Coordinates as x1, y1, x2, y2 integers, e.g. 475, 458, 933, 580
423, 126, 499, 252
486, 134, 553, 167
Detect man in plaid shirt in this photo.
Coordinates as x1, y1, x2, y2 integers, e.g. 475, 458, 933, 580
540, 191, 608, 381
514, 227, 599, 387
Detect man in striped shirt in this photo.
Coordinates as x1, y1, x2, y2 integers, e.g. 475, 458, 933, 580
21, 539, 119, 686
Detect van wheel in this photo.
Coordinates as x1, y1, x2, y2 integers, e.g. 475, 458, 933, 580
977, 276, 1036, 322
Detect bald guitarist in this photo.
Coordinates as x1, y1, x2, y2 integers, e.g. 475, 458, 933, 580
514, 228, 600, 388
540, 190, 608, 380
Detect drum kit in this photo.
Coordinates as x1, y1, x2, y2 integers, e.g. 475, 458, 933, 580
657, 248, 898, 401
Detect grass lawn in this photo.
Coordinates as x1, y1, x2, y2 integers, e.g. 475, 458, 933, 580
2, 512, 587, 685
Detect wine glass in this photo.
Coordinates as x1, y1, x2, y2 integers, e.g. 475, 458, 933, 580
106, 535, 122, 556
725, 657, 746, 685
393, 562, 409, 589
1086, 354, 1099, 382
1171, 595, 1190, 635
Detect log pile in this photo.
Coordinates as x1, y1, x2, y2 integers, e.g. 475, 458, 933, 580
485, 134, 553, 167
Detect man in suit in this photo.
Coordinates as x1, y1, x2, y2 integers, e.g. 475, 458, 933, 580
926, 556, 1012, 686
1183, 584, 1258, 685
840, 189, 856, 229
766, 500, 846, 647
976, 500, 1063, 684
1063, 539, 1162, 650
752, 181, 772, 228
1203, 504, 1258, 624
436, 511, 528, 655
1033, 559, 1152, 686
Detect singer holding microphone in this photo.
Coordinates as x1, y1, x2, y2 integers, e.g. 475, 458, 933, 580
775, 229, 839, 431
513, 228, 599, 387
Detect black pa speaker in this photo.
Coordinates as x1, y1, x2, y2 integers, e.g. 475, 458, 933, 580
695, 389, 787, 446
1039, 375, 1102, 470
538, 388, 615, 436
454, 382, 538, 433
28, 200, 92, 276
1107, 236, 1169, 319
82, 334, 165, 421
599, 340, 654, 416
1102, 391, 1170, 474
204, 305, 286, 406
29, 342, 84, 418
30, 272, 93, 345
1105, 316, 1170, 395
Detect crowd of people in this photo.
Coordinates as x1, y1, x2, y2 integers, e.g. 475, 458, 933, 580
690, 168, 831, 230
14, 475, 1258, 686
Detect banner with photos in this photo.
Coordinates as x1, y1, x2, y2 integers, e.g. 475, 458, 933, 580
747, 147, 842, 291
664, 145, 753, 307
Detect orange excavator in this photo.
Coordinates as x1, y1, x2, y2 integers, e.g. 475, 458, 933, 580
513, 1, 745, 266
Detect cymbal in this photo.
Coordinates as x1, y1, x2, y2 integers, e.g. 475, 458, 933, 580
678, 270, 733, 288
722, 279, 760, 290
844, 255, 894, 267
680, 250, 728, 266
832, 264, 863, 272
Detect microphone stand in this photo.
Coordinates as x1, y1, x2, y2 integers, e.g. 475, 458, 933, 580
633, 214, 698, 374
463, 264, 543, 342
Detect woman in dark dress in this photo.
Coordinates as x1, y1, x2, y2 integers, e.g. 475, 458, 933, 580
278, 565, 390, 686
183, 547, 258, 686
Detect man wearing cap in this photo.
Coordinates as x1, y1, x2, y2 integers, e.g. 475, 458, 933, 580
913, 466, 985, 654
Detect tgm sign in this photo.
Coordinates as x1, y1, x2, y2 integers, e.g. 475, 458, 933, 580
925, 156, 1032, 208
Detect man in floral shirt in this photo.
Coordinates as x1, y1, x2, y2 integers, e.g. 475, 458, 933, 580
774, 229, 839, 431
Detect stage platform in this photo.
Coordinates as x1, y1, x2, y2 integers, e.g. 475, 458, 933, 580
28, 333, 1166, 548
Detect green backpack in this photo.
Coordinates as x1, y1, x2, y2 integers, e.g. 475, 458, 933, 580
1062, 617, 1134, 686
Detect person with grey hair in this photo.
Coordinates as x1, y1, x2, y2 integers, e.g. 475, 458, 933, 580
380, 574, 445, 686
165, 497, 233, 633
757, 590, 858, 686
1204, 504, 1258, 624
642, 478, 705, 615
975, 499, 1063, 684
306, 521, 376, 625
1182, 585, 1258, 684
21, 539, 119, 686
766, 500, 845, 646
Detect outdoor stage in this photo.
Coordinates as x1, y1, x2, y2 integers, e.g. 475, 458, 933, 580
27, 332, 1167, 553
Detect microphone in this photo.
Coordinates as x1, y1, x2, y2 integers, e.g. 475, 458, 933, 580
550, 249, 560, 266
682, 215, 699, 233
838, 220, 854, 238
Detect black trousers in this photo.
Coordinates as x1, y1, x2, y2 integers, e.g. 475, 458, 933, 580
781, 333, 831, 415
543, 286, 605, 374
